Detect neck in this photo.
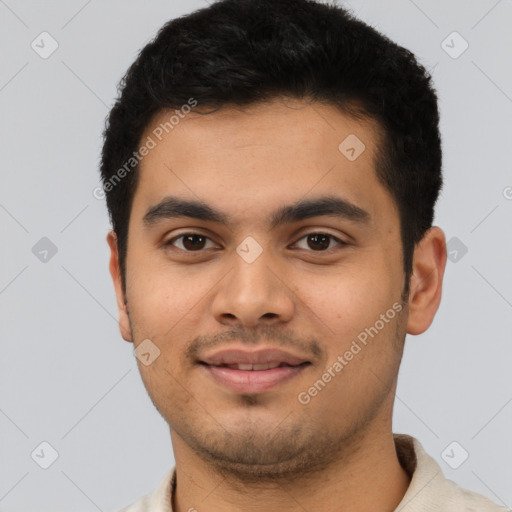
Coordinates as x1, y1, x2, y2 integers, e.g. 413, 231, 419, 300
170, 430, 410, 512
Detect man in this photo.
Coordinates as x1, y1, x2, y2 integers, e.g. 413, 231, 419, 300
100, 0, 507, 510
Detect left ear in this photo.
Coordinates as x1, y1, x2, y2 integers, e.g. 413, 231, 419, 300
406, 226, 447, 335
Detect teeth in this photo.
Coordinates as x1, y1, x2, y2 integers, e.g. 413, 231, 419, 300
253, 363, 271, 370
228, 362, 284, 370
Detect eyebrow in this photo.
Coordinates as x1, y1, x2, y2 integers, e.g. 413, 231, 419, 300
142, 195, 370, 229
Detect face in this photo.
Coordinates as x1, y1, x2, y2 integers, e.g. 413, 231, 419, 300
108, 97, 445, 481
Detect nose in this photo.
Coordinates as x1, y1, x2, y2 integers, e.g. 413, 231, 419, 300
211, 248, 295, 328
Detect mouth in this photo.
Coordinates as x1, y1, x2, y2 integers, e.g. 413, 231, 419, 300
200, 361, 311, 394
203, 361, 308, 371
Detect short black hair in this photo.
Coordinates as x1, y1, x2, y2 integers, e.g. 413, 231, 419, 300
100, 0, 442, 294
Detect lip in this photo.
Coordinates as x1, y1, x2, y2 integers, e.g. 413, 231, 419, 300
200, 347, 310, 366
201, 363, 310, 394
198, 347, 311, 394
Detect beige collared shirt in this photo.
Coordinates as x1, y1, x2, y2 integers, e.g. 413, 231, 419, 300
118, 434, 508, 511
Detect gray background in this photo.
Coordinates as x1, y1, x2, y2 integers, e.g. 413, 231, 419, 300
1, 0, 511, 510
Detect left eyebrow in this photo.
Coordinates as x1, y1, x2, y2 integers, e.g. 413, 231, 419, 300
269, 195, 370, 230
142, 195, 370, 229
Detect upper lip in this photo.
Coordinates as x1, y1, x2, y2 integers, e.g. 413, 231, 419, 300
199, 347, 310, 366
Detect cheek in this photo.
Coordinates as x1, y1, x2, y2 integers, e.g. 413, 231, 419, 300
125, 255, 210, 339
291, 262, 396, 337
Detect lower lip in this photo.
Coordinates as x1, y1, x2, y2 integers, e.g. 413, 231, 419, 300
202, 364, 309, 394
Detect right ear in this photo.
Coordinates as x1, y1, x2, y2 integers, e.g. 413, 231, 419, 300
107, 231, 133, 342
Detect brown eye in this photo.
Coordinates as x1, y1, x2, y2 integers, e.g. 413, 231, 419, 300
167, 233, 216, 251
307, 234, 331, 250
294, 233, 345, 251
182, 234, 206, 250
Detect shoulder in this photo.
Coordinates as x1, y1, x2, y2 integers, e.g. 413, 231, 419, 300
117, 494, 152, 512
394, 434, 509, 512
455, 482, 510, 512
115, 467, 175, 512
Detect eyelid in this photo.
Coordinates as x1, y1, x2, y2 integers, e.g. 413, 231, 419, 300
291, 231, 348, 251
164, 230, 222, 251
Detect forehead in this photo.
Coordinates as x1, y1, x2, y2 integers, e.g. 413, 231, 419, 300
133, 97, 395, 226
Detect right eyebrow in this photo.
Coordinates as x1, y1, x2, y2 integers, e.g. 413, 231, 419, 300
143, 197, 229, 227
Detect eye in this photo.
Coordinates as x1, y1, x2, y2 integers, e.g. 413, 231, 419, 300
165, 232, 346, 253
293, 232, 346, 251
166, 233, 218, 251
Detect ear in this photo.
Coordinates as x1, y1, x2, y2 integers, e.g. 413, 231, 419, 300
107, 231, 133, 342
406, 227, 447, 335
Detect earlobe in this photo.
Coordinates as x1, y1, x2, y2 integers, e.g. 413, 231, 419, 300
107, 230, 133, 343
406, 227, 447, 335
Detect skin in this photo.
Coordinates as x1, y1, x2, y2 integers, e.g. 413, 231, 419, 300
108, 97, 447, 512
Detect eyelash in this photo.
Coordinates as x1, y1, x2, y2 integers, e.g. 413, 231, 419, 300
165, 232, 347, 253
